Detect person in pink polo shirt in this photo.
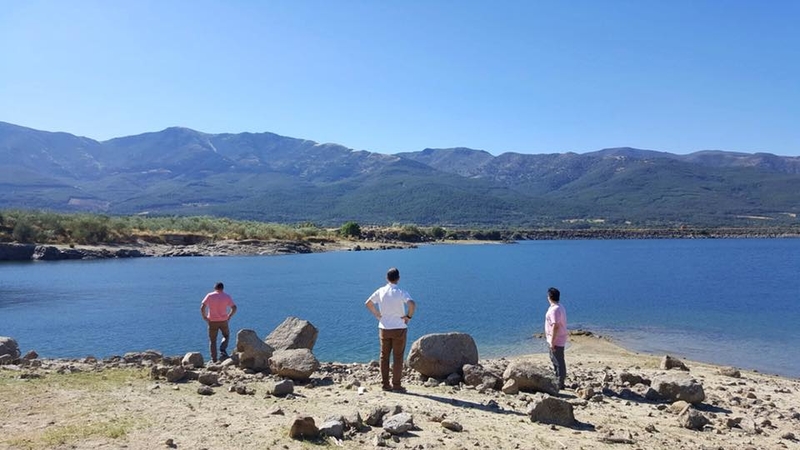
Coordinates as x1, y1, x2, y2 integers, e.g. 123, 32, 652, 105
544, 287, 568, 390
200, 282, 237, 363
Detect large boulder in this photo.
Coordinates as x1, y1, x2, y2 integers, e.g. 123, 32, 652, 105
235, 329, 274, 372
527, 395, 575, 427
269, 349, 320, 381
651, 373, 705, 404
265, 317, 319, 351
503, 359, 558, 395
0, 337, 21, 362
407, 332, 478, 379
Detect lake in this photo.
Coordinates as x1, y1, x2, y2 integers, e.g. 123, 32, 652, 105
1, 239, 799, 377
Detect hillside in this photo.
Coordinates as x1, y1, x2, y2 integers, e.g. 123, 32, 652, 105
1, 121, 799, 226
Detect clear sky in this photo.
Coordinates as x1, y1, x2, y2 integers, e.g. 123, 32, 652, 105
1, 1, 798, 156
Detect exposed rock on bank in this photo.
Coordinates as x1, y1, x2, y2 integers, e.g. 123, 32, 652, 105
0, 238, 413, 261
0, 243, 145, 261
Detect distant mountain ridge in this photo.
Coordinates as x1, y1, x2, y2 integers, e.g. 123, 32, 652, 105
1, 121, 799, 226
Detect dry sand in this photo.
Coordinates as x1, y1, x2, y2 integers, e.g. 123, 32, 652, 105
1, 334, 799, 450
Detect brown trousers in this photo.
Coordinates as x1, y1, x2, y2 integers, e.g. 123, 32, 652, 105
207, 320, 230, 362
379, 328, 407, 388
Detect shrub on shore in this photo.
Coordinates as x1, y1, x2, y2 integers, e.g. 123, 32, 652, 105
0, 210, 333, 245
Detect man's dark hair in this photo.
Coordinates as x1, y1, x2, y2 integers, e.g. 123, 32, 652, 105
548, 287, 560, 303
215, 282, 224, 291
386, 268, 400, 283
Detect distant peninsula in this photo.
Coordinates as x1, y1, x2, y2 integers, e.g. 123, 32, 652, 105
1, 210, 798, 261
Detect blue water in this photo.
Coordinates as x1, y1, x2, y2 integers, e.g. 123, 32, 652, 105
1, 239, 799, 377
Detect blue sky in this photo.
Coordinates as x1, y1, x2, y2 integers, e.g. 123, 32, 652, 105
1, 1, 798, 155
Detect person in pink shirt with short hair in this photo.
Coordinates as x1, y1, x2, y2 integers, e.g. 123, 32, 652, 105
200, 282, 237, 363
544, 287, 568, 390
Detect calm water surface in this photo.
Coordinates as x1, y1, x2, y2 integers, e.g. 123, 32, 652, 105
1, 239, 798, 377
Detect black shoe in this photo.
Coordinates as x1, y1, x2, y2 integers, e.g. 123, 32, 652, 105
220, 351, 229, 360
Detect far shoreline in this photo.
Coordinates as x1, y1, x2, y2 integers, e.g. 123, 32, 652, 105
3, 225, 800, 261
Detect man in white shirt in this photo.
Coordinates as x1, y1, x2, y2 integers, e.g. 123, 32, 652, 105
365, 267, 416, 392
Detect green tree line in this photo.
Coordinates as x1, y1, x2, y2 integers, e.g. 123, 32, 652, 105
0, 210, 333, 245
0, 210, 454, 245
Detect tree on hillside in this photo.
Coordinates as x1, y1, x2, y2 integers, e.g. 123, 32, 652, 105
340, 221, 361, 238
12, 221, 37, 243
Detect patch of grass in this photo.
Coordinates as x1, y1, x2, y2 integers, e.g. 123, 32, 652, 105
0, 367, 148, 391
4, 418, 138, 450
44, 419, 134, 443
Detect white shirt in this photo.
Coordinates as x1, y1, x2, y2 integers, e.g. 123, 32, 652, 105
365, 282, 413, 330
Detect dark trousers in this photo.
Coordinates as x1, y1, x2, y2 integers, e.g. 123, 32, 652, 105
379, 328, 407, 388
549, 345, 566, 389
208, 320, 230, 362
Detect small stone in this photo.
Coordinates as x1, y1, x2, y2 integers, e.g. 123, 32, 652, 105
441, 420, 463, 432
270, 379, 295, 397
198, 372, 219, 386
502, 378, 519, 395
197, 386, 214, 396
445, 373, 462, 386
718, 366, 741, 378
288, 415, 319, 439
267, 405, 284, 415
678, 408, 709, 430
660, 355, 689, 371
383, 412, 414, 435
165, 366, 186, 383
725, 417, 743, 428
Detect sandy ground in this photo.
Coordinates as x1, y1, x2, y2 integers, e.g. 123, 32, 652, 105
1, 335, 799, 450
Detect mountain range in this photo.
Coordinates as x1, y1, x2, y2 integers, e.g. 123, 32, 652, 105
1, 121, 798, 227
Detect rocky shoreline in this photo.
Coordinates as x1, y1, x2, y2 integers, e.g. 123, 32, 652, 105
2, 326, 799, 450
0, 238, 414, 261
2, 226, 799, 262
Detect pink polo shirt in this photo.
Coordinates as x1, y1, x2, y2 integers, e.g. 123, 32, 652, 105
545, 303, 568, 347
201, 290, 235, 322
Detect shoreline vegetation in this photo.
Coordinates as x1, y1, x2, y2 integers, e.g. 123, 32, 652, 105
1, 210, 799, 261
1, 331, 798, 450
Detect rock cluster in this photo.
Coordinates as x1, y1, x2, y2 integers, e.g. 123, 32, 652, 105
234, 317, 321, 380
5, 326, 798, 449
0, 243, 145, 261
